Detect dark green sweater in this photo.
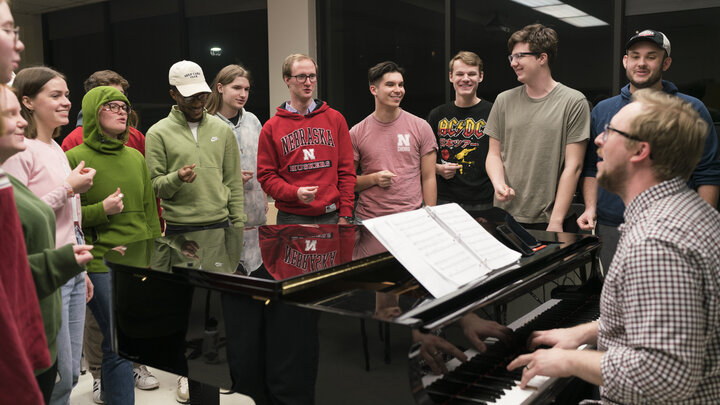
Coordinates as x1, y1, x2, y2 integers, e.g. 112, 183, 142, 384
9, 174, 82, 370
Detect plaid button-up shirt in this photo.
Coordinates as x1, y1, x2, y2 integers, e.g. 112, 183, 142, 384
598, 177, 720, 404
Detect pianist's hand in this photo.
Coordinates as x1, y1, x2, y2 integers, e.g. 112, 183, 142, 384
412, 330, 467, 375
527, 322, 598, 351
507, 348, 574, 389
459, 313, 514, 353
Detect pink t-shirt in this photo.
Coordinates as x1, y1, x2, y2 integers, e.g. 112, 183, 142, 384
2, 139, 81, 247
350, 109, 437, 219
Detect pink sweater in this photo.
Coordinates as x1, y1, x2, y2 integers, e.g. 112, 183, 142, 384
2, 138, 80, 248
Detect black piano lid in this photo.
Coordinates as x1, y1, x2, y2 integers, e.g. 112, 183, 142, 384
106, 222, 599, 331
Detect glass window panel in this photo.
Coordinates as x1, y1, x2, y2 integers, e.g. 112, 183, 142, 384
317, 0, 445, 127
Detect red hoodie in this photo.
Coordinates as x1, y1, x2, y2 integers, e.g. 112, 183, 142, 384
257, 101, 355, 217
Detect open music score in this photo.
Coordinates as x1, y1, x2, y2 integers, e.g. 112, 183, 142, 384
363, 203, 521, 297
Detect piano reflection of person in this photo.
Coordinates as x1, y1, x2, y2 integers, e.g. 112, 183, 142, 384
508, 91, 720, 404
221, 224, 355, 405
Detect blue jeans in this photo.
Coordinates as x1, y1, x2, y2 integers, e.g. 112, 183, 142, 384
49, 272, 86, 405
88, 270, 134, 405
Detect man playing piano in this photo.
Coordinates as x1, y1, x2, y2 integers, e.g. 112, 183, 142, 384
508, 89, 720, 404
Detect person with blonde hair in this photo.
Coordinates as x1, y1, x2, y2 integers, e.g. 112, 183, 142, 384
427, 51, 494, 211
509, 89, 720, 404
206, 64, 266, 226
0, 2, 50, 403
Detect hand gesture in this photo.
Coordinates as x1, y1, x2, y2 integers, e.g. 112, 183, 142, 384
494, 183, 515, 202
178, 164, 197, 183
374, 170, 396, 188
66, 160, 96, 194
103, 188, 124, 215
436, 163, 462, 180
241, 170, 254, 184
73, 244, 94, 267
577, 209, 596, 231
297, 186, 318, 204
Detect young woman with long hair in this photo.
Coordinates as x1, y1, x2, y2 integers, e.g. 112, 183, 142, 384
3, 66, 96, 405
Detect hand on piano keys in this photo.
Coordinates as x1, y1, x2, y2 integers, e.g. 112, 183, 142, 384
507, 321, 600, 388
413, 314, 516, 375
416, 298, 601, 404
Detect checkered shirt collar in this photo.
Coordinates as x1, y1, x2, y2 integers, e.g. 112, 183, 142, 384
620, 177, 685, 232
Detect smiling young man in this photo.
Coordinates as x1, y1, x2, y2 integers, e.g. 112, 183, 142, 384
577, 30, 720, 269
485, 24, 589, 232
427, 51, 494, 211
508, 89, 720, 404
146, 60, 246, 234
257, 53, 355, 225
351, 61, 437, 220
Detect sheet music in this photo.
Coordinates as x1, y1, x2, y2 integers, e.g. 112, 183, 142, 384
427, 204, 521, 270
363, 204, 521, 297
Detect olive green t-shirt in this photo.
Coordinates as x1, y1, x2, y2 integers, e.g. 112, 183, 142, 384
485, 83, 590, 223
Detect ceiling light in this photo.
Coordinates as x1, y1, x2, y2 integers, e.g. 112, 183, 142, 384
534, 4, 585, 18
510, 0, 562, 7
561, 15, 608, 27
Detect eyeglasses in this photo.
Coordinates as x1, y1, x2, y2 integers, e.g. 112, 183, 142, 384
181, 93, 209, 104
101, 103, 130, 114
602, 123, 644, 143
290, 74, 317, 83
507, 52, 540, 63
1, 26, 20, 45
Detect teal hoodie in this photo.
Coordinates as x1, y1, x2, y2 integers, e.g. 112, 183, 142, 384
66, 86, 161, 273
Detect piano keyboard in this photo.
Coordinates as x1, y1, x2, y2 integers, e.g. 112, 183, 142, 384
420, 297, 599, 405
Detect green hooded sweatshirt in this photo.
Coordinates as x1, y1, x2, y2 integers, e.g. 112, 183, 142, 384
66, 86, 161, 273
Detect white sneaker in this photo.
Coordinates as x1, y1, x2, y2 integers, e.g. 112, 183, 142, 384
176, 376, 189, 404
92, 378, 105, 404
133, 365, 159, 390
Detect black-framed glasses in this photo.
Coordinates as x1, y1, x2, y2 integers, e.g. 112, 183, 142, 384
101, 102, 130, 114
181, 93, 209, 104
507, 52, 540, 63
290, 74, 317, 83
1, 26, 20, 45
602, 123, 644, 143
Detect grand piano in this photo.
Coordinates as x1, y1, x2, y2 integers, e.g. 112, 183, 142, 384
107, 209, 601, 405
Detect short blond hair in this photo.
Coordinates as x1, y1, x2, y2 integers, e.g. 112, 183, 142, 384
630, 89, 707, 181
449, 51, 483, 74
282, 54, 317, 79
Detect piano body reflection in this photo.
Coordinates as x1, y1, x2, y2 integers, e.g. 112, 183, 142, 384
107, 210, 600, 404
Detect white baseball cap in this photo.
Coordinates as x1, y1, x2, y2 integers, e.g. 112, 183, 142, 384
168, 60, 211, 97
